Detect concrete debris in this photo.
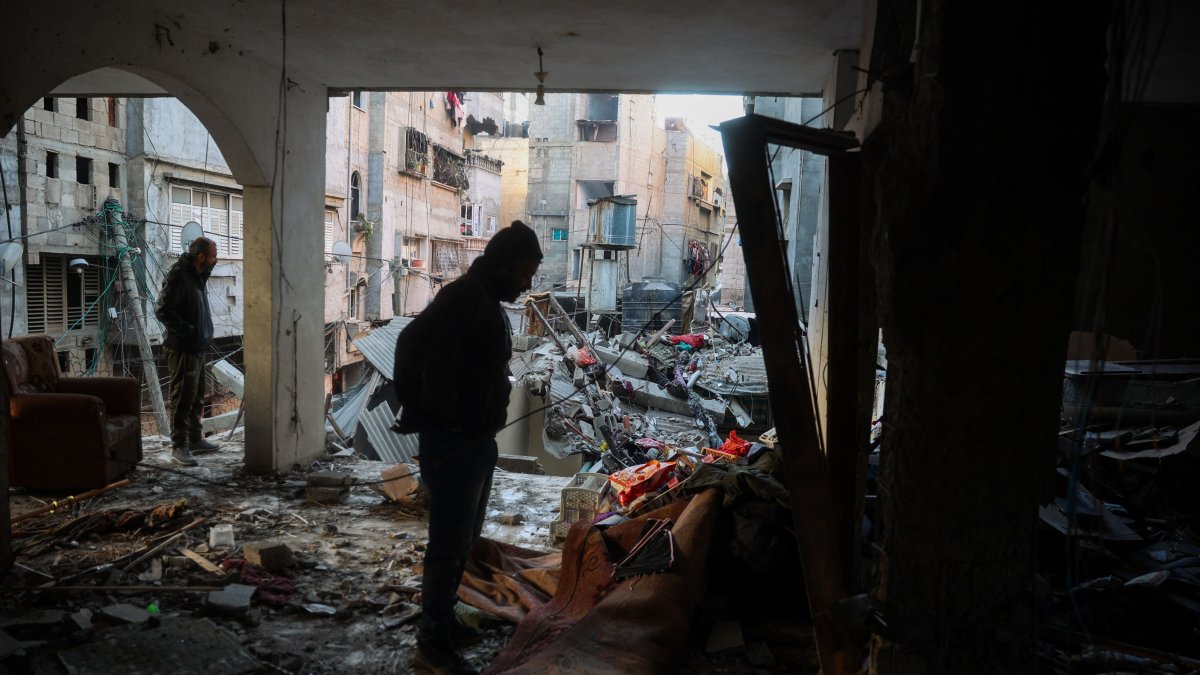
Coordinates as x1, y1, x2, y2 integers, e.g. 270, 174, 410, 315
99, 604, 155, 625
498, 513, 525, 526
241, 541, 297, 573
206, 583, 258, 615
306, 470, 352, 504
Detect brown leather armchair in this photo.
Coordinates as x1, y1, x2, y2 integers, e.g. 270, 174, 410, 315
3, 335, 143, 490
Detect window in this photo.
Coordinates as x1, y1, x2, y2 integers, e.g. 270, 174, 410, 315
576, 180, 614, 209
460, 203, 481, 236
25, 254, 102, 335
583, 94, 619, 121
571, 249, 582, 280
75, 98, 90, 121
43, 98, 55, 112
488, 216, 497, 233
350, 172, 361, 220
76, 156, 92, 184
324, 209, 336, 253
551, 228, 568, 241
108, 163, 119, 187
167, 185, 243, 259
107, 96, 117, 127
402, 237, 423, 262
400, 127, 430, 176
577, 120, 617, 142
351, 91, 364, 109
45, 152, 57, 178
431, 240, 463, 277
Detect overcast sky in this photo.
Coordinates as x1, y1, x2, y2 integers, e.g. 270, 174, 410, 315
654, 94, 745, 151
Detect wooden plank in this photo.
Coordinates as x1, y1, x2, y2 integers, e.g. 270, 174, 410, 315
179, 547, 225, 576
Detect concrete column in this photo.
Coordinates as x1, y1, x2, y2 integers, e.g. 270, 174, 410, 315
365, 91, 387, 320
242, 84, 327, 473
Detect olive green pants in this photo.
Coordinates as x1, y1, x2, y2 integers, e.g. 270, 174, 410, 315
165, 347, 205, 449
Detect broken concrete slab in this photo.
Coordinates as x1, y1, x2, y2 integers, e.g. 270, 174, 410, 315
206, 583, 258, 615
242, 541, 297, 573
69, 609, 93, 632
0, 609, 66, 629
99, 604, 154, 625
592, 345, 650, 379
626, 377, 726, 421
58, 617, 259, 674
496, 454, 545, 475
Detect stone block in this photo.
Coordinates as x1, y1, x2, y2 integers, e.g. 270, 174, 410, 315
242, 541, 297, 572
495, 454, 544, 475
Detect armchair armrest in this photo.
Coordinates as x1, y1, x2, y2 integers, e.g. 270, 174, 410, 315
56, 376, 141, 416
10, 393, 106, 437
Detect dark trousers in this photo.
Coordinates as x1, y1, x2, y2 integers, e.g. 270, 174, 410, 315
418, 429, 498, 628
165, 347, 205, 449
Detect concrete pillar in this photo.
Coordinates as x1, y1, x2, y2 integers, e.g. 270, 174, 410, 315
365, 92, 387, 320
241, 82, 328, 473
864, 2, 1110, 672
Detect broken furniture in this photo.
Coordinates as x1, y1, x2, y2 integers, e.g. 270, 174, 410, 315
548, 472, 610, 543
3, 334, 142, 490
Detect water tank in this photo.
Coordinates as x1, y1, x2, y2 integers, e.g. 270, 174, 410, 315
587, 196, 637, 248
622, 279, 692, 336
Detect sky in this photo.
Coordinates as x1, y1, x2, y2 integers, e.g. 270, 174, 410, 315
653, 94, 745, 151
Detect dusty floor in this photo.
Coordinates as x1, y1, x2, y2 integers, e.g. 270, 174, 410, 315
3, 435, 819, 673
2, 434, 565, 673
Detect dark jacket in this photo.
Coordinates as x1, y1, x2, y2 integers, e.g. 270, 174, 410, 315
155, 255, 214, 354
392, 268, 513, 437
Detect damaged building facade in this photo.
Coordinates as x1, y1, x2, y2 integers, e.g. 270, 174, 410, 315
3, 1, 1200, 674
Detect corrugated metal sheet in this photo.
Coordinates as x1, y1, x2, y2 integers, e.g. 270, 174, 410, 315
329, 371, 381, 436
359, 401, 420, 465
351, 316, 414, 377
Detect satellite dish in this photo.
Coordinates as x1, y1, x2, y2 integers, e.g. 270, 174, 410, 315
330, 240, 352, 264
180, 221, 204, 251
0, 241, 23, 276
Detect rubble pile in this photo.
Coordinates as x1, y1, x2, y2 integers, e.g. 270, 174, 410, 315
1037, 416, 1200, 671
517, 303, 775, 541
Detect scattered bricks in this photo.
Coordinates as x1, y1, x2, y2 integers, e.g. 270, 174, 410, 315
206, 583, 257, 616
496, 454, 545, 475
242, 541, 297, 573
100, 604, 153, 625
307, 470, 352, 504
705, 620, 746, 656
498, 513, 524, 526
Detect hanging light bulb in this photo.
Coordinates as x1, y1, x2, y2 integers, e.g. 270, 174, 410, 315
534, 47, 547, 105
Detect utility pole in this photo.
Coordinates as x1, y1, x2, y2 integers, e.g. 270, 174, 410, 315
103, 196, 170, 434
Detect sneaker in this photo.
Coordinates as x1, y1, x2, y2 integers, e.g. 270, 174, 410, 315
414, 633, 478, 675
170, 447, 199, 467
190, 437, 221, 454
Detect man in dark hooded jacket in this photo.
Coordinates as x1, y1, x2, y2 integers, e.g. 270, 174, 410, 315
393, 221, 542, 674
155, 236, 220, 466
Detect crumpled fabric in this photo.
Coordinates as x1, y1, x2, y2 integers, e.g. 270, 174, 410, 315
220, 557, 296, 607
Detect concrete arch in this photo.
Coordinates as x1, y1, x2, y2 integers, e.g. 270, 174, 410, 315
2, 65, 266, 188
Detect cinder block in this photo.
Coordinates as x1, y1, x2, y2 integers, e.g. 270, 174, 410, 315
241, 541, 297, 573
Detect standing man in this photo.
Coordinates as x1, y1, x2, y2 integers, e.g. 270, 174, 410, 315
156, 236, 220, 467
393, 221, 542, 674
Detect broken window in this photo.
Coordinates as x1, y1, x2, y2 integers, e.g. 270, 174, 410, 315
689, 173, 710, 201
583, 93, 618, 121
432, 144, 469, 190
576, 120, 617, 142
577, 180, 615, 209
400, 127, 430, 176
26, 254, 102, 334
168, 184, 243, 258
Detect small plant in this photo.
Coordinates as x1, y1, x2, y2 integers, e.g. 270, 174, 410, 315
353, 213, 375, 240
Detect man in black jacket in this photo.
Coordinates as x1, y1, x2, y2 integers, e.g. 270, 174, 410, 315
393, 221, 542, 674
155, 236, 220, 467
